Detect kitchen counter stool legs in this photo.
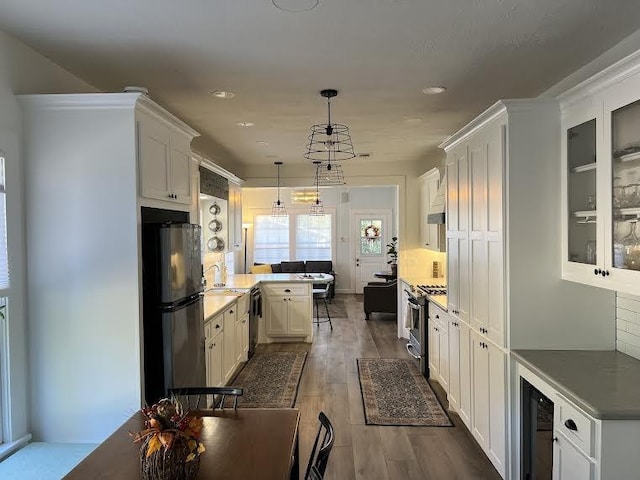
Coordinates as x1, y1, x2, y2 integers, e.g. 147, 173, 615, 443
313, 283, 333, 330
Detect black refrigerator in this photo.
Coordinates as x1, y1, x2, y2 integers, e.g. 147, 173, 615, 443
142, 222, 205, 405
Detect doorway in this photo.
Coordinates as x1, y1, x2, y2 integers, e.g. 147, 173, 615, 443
351, 210, 391, 294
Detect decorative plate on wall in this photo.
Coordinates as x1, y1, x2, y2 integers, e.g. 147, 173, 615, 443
209, 203, 221, 215
208, 219, 222, 232
207, 236, 225, 252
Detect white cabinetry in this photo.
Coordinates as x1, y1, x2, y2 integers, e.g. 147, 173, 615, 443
418, 168, 445, 252
263, 283, 313, 341
428, 302, 449, 391
222, 306, 237, 382
138, 110, 197, 205
516, 364, 640, 480
561, 69, 640, 296
441, 100, 613, 478
205, 316, 224, 388
448, 317, 471, 428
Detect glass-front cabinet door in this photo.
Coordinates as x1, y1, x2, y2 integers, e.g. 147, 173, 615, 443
606, 92, 640, 290
562, 100, 605, 286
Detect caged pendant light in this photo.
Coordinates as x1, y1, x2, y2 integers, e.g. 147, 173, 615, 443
309, 161, 325, 216
304, 89, 355, 171
314, 160, 346, 186
272, 161, 287, 217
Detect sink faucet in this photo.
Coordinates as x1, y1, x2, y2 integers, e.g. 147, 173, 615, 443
203, 263, 222, 288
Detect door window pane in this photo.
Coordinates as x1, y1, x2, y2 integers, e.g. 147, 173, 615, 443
360, 219, 382, 256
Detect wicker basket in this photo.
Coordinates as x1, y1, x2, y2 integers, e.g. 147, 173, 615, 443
139, 435, 200, 480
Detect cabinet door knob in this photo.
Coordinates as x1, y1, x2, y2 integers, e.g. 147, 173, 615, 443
553, 437, 558, 443
435, 315, 439, 319
284, 289, 291, 293
594, 268, 601, 275
564, 419, 578, 431
604, 270, 610, 276
229, 310, 233, 314
215, 324, 220, 329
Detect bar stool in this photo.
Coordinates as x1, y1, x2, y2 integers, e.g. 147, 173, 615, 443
312, 282, 333, 330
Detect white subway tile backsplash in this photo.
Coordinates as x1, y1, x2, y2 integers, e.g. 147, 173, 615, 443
617, 292, 640, 361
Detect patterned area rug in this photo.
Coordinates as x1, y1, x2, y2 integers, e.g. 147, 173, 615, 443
315, 296, 348, 318
231, 351, 307, 408
357, 358, 453, 427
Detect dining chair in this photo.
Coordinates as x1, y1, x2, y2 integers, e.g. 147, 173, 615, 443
168, 386, 243, 410
312, 282, 333, 330
304, 411, 335, 479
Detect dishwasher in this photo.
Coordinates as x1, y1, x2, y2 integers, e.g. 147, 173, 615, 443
249, 287, 262, 359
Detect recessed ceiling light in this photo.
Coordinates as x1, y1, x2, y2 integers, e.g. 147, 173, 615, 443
256, 141, 269, 146
272, 0, 319, 12
210, 90, 235, 99
404, 118, 423, 124
236, 121, 254, 127
422, 86, 447, 95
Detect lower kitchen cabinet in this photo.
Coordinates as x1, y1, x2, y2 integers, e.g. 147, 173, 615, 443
205, 318, 223, 389
429, 302, 450, 392
263, 283, 312, 340
448, 317, 472, 428
553, 433, 594, 480
471, 331, 507, 477
222, 306, 236, 382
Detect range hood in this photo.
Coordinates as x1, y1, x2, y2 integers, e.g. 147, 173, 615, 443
427, 172, 446, 224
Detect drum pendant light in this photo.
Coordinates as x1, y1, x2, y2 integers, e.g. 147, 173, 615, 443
272, 161, 287, 217
305, 89, 355, 172
309, 161, 325, 216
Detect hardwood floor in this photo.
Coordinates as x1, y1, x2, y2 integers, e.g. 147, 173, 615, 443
258, 294, 502, 480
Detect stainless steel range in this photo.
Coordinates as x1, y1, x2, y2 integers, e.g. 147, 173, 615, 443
404, 284, 447, 378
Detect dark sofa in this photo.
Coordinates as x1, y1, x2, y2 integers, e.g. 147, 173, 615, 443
363, 279, 397, 319
266, 260, 336, 300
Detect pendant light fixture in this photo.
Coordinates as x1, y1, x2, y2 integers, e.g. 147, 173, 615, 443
272, 161, 287, 217
309, 161, 325, 216
305, 89, 355, 171
314, 161, 346, 186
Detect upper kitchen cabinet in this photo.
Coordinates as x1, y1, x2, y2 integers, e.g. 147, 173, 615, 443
418, 168, 445, 252
561, 57, 640, 296
138, 113, 197, 205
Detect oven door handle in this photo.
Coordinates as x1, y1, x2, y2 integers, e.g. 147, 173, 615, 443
406, 342, 422, 359
407, 300, 421, 311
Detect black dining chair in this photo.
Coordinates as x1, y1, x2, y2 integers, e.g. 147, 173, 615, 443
312, 282, 333, 330
304, 411, 335, 479
168, 386, 243, 410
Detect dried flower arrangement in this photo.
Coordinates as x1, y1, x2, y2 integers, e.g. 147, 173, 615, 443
131, 398, 206, 480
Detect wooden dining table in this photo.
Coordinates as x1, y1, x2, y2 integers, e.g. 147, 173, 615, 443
64, 408, 301, 480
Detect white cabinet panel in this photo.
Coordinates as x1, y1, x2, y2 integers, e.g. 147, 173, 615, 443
458, 321, 472, 428
288, 296, 311, 336
266, 297, 288, 336
471, 331, 490, 450
553, 433, 594, 480
264, 283, 312, 339
448, 318, 461, 412
222, 307, 236, 382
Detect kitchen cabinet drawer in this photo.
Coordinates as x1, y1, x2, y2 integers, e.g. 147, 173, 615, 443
429, 302, 448, 329
205, 311, 224, 334
555, 394, 594, 457
262, 283, 309, 297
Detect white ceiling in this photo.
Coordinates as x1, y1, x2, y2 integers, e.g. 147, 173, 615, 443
1, 0, 640, 175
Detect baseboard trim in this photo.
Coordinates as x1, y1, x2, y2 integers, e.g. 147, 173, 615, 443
0, 434, 32, 461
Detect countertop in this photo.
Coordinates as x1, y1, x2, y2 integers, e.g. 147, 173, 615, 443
203, 294, 241, 321
512, 349, 640, 420
203, 273, 334, 320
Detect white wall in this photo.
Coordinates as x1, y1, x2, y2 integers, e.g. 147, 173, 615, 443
22, 104, 140, 442
0, 29, 96, 451
242, 185, 397, 292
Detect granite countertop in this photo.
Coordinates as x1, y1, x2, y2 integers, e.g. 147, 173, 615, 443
217, 273, 331, 290
512, 350, 640, 420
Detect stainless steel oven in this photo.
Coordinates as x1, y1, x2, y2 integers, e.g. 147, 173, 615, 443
404, 288, 428, 378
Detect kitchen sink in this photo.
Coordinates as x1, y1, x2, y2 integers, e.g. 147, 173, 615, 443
204, 287, 248, 296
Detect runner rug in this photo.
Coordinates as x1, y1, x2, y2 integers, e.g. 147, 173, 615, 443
232, 351, 307, 408
357, 358, 453, 426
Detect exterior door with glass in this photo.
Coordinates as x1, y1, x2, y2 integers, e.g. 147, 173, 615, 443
351, 210, 391, 294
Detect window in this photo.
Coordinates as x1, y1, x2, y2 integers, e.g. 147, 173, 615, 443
253, 210, 334, 264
